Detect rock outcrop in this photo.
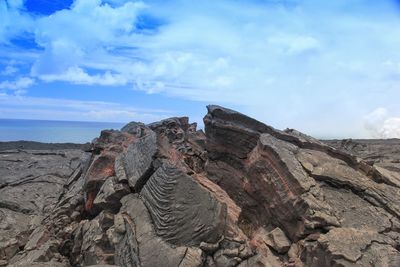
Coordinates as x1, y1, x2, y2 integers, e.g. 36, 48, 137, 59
1, 106, 400, 267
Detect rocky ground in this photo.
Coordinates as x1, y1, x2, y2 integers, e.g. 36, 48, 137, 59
325, 139, 400, 180
0, 141, 90, 152
1, 105, 400, 267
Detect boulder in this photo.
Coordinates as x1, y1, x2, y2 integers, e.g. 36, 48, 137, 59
93, 176, 130, 213
141, 162, 226, 246
264, 228, 291, 254
114, 194, 190, 267
122, 131, 157, 191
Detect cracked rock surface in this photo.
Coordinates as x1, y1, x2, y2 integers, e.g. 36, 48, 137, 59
1, 105, 400, 267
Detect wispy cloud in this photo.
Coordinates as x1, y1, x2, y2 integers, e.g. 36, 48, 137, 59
364, 108, 400, 138
0, 0, 34, 44
1, 64, 18, 76
38, 67, 128, 86
30, 0, 146, 80
0, 77, 35, 93
0, 94, 172, 122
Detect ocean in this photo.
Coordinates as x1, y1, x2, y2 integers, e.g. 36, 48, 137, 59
0, 119, 126, 143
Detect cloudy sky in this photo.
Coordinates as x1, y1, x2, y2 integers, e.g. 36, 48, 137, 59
1, 0, 400, 138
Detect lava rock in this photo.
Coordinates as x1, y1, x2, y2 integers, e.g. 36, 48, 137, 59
2, 105, 400, 267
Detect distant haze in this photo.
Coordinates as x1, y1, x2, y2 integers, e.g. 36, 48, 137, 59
0, 119, 124, 143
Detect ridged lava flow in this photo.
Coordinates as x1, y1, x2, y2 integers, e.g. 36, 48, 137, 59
1, 105, 400, 267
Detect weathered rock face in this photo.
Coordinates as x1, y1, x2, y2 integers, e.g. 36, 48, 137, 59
1, 106, 400, 267
204, 106, 400, 266
325, 138, 400, 188
0, 146, 90, 266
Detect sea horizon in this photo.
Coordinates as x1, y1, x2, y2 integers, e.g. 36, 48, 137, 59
0, 118, 126, 143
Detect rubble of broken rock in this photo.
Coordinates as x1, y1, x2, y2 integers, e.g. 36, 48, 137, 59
1, 105, 400, 267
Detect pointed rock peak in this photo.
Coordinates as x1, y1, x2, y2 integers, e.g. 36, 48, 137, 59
205, 105, 278, 134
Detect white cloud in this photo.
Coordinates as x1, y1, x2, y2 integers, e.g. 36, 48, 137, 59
14, 0, 330, 97
4, 0, 400, 104
0, 0, 33, 44
267, 34, 320, 55
380, 118, 400, 138
30, 0, 146, 80
0, 94, 172, 122
39, 67, 128, 86
0, 77, 34, 90
364, 108, 400, 138
1, 64, 18, 76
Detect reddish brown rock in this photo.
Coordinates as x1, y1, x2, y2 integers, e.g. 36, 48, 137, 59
263, 227, 291, 254
204, 105, 400, 266
2, 106, 400, 267
83, 130, 137, 214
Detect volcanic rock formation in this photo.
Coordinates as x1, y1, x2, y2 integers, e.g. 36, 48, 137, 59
1, 105, 400, 267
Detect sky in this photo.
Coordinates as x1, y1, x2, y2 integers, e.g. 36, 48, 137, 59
1, 0, 400, 139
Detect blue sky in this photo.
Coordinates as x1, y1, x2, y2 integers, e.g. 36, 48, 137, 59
1, 0, 400, 138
